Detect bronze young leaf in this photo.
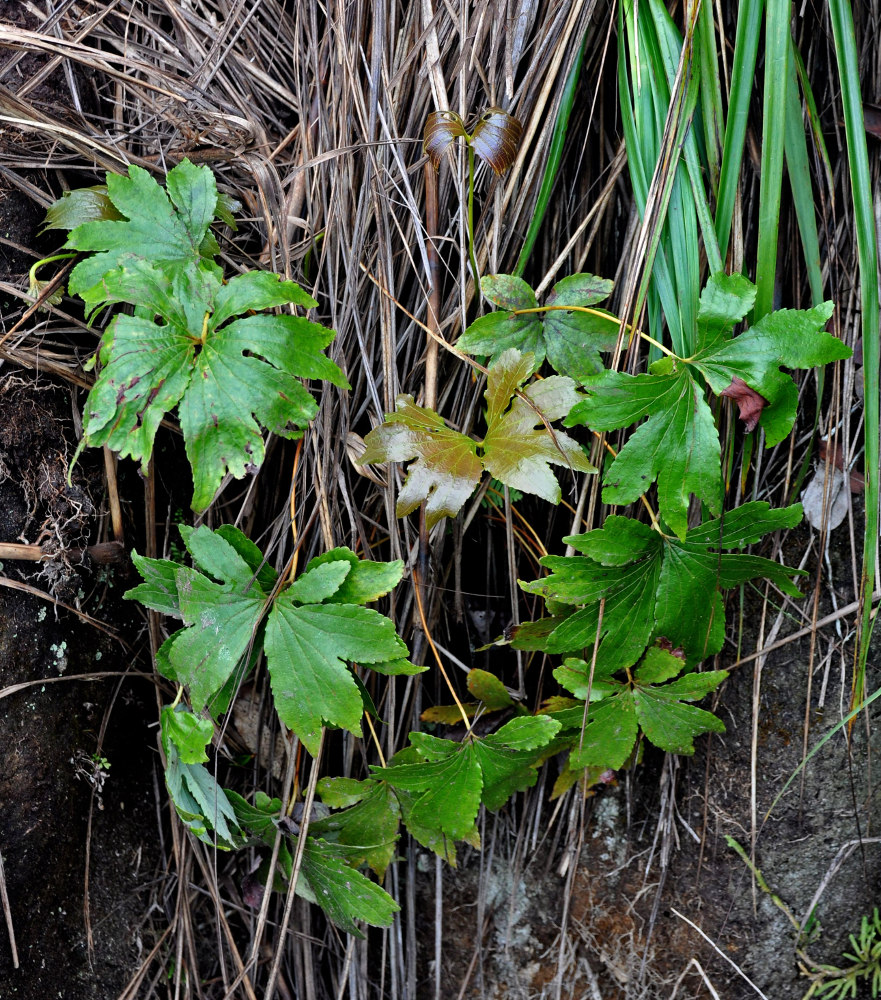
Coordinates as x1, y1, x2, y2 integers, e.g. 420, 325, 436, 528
423, 110, 469, 170
470, 108, 522, 174
423, 107, 522, 174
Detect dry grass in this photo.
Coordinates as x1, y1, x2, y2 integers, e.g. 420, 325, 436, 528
1, 0, 878, 997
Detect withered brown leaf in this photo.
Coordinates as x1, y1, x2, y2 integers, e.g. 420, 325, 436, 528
720, 376, 767, 431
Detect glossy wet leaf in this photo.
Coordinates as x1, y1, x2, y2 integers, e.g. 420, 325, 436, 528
423, 111, 468, 169
42, 184, 122, 232
423, 108, 522, 174
470, 108, 523, 174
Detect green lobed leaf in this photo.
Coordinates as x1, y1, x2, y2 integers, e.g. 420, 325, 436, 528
471, 738, 544, 810
299, 839, 400, 936
520, 503, 806, 668
317, 777, 368, 809
286, 561, 351, 604
161, 705, 214, 764
79, 256, 346, 511
634, 646, 685, 684
483, 715, 562, 752
171, 566, 265, 712
565, 273, 849, 535
227, 789, 282, 846
366, 658, 427, 676
377, 717, 560, 840
543, 274, 618, 380
408, 731, 461, 760
691, 300, 845, 445
265, 601, 407, 755
309, 779, 401, 879
567, 367, 721, 540
695, 271, 755, 337
459, 274, 615, 378
125, 552, 182, 616
569, 692, 639, 770
523, 540, 662, 670
481, 274, 538, 311
633, 672, 727, 753
458, 311, 545, 368
553, 657, 621, 701
65, 160, 220, 311
305, 548, 404, 604
210, 270, 316, 327
155, 630, 183, 683
212, 524, 278, 592
180, 524, 263, 589
375, 744, 483, 841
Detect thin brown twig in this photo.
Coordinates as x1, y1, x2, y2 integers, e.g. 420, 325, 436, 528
0, 850, 19, 969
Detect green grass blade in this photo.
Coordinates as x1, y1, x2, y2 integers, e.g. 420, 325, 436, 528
828, 0, 881, 704
753, 0, 790, 322
715, 0, 763, 262
646, 0, 716, 337
618, 1, 684, 349
782, 40, 825, 502
695, 0, 724, 190
630, 23, 702, 343
792, 42, 835, 206
783, 40, 823, 305
513, 38, 586, 278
